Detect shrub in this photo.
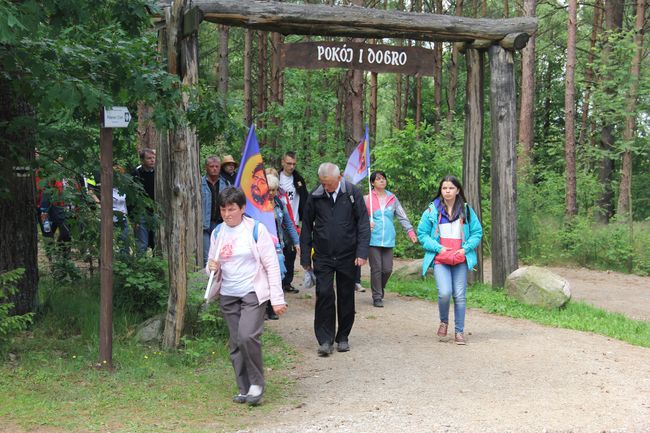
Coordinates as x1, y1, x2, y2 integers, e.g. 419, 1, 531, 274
0, 269, 34, 351
113, 254, 168, 318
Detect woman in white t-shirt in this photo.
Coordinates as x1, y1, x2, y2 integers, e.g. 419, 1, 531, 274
206, 187, 287, 406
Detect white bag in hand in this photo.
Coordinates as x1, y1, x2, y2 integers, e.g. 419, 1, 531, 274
302, 269, 316, 288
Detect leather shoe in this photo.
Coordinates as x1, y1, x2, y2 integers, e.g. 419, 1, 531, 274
336, 341, 350, 352
317, 342, 333, 357
284, 284, 300, 294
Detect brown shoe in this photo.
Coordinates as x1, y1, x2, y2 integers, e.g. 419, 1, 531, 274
455, 332, 466, 345
437, 322, 448, 338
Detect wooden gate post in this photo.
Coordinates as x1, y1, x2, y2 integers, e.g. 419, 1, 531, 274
488, 45, 518, 288
161, 0, 203, 349
462, 48, 484, 284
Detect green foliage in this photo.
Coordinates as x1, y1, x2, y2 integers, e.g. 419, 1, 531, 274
113, 255, 168, 318
0, 274, 294, 432
0, 269, 34, 351
373, 120, 462, 211
387, 278, 650, 348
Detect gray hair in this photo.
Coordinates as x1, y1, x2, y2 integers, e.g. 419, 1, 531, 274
205, 155, 221, 165
318, 162, 340, 178
266, 174, 279, 190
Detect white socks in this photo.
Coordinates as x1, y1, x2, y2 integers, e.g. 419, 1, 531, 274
248, 385, 263, 397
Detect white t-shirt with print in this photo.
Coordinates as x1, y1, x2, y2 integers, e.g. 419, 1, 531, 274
279, 171, 299, 225
218, 222, 257, 298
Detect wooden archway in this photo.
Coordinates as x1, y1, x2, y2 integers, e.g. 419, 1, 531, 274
158, 0, 537, 347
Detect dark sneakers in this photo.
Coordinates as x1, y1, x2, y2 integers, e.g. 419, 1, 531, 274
373, 299, 384, 308
317, 342, 334, 357
336, 341, 350, 352
232, 394, 247, 404
283, 284, 300, 294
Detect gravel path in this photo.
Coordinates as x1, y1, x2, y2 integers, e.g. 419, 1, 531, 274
237, 263, 650, 433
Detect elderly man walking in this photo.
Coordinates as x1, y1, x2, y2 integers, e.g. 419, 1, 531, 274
300, 162, 370, 356
201, 155, 228, 265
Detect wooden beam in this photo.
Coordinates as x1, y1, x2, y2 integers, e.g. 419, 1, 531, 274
190, 0, 537, 45
488, 45, 518, 288
499, 32, 529, 50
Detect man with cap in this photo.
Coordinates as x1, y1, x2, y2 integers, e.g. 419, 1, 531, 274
220, 155, 238, 186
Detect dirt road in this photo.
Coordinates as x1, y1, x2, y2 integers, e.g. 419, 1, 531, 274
238, 264, 650, 433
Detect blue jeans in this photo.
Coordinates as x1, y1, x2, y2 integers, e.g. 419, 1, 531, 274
434, 263, 468, 333
203, 222, 218, 266
135, 215, 155, 254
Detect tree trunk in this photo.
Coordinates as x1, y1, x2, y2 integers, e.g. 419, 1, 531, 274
446, 0, 461, 125
394, 72, 403, 129
344, 0, 365, 153
256, 31, 268, 134
370, 71, 378, 143
161, 0, 202, 349
517, 0, 536, 164
270, 31, 284, 150
616, 0, 645, 218
136, 103, 159, 153
0, 78, 38, 315
217, 25, 229, 105
463, 48, 484, 284
596, 0, 624, 223
433, 0, 444, 132
489, 45, 518, 289
564, 0, 578, 218
578, 0, 603, 147
243, 29, 253, 127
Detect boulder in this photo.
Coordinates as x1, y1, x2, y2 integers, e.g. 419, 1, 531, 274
505, 266, 571, 309
392, 260, 425, 279
135, 314, 165, 345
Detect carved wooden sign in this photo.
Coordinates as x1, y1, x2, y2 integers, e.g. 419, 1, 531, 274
280, 42, 435, 76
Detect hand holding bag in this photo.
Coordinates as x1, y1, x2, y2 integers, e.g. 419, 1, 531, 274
435, 249, 466, 266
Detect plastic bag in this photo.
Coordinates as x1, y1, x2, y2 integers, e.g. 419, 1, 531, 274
302, 269, 316, 288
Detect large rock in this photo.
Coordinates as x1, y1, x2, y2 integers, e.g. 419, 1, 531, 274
392, 260, 426, 279
505, 266, 571, 309
135, 314, 165, 345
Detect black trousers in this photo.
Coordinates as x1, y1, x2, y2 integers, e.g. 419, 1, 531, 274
282, 243, 296, 287
313, 255, 356, 345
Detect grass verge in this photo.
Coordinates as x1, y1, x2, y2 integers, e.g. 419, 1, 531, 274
0, 279, 297, 433
387, 277, 650, 348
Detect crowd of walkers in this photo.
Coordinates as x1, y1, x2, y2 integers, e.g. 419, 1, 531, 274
37, 148, 483, 408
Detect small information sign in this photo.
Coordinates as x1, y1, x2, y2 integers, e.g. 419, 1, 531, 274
103, 107, 132, 128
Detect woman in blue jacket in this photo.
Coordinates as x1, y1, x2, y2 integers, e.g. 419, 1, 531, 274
417, 175, 482, 345
364, 171, 417, 308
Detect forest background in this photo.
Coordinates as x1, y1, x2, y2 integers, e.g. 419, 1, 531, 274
1, 0, 649, 343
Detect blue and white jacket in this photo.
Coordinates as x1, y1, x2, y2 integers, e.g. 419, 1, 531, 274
364, 190, 415, 248
417, 198, 483, 274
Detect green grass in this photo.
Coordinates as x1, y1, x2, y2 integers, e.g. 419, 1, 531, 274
0, 279, 297, 433
387, 277, 650, 348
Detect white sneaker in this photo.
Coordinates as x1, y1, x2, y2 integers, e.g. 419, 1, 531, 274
246, 384, 264, 406
355, 283, 366, 292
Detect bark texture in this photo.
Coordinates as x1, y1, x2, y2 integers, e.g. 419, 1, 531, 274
489, 45, 518, 288
0, 77, 38, 316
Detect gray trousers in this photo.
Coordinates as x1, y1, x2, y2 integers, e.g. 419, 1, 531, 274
220, 292, 266, 394
368, 246, 393, 301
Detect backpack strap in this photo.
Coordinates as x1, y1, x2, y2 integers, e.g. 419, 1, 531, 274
213, 220, 259, 243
